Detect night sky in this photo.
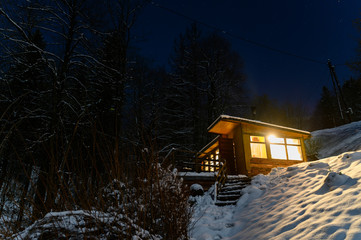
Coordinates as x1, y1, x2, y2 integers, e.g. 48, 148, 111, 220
134, 0, 361, 111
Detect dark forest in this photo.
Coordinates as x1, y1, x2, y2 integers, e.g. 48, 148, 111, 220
1, 0, 361, 238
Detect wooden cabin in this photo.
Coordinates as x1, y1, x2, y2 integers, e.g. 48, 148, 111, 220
197, 115, 311, 176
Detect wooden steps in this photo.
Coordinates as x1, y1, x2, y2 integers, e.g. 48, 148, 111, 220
215, 176, 251, 206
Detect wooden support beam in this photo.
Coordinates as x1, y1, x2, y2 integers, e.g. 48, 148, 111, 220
233, 125, 247, 175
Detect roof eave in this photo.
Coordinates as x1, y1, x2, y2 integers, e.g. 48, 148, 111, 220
207, 115, 311, 137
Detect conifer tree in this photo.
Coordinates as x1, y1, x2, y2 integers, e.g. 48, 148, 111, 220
162, 24, 247, 151
311, 86, 340, 130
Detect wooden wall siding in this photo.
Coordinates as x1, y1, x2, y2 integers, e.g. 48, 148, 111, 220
250, 158, 303, 167
249, 158, 303, 176
219, 137, 237, 175
250, 167, 273, 176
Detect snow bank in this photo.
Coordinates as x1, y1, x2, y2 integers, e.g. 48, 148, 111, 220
178, 172, 216, 177
191, 150, 361, 240
10, 210, 161, 240
312, 120, 361, 158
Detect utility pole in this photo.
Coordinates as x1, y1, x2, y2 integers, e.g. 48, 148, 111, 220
327, 60, 352, 123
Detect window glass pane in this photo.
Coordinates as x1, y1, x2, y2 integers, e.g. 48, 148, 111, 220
268, 135, 285, 144
270, 144, 287, 159
287, 146, 303, 160
286, 138, 300, 145
250, 143, 267, 158
204, 160, 209, 171
250, 136, 265, 142
209, 161, 213, 172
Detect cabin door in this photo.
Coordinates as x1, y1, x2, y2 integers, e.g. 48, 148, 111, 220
219, 137, 237, 175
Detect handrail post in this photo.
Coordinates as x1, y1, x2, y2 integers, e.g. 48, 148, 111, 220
214, 159, 227, 203
214, 181, 218, 202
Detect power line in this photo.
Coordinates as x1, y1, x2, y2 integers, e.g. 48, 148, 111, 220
148, 1, 327, 65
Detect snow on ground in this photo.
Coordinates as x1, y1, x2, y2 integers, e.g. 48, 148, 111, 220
9, 209, 161, 240
178, 172, 216, 177
191, 151, 361, 240
312, 120, 361, 158
190, 121, 361, 240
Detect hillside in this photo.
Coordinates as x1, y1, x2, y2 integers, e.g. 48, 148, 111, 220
312, 120, 361, 159
5, 121, 361, 239
191, 121, 361, 240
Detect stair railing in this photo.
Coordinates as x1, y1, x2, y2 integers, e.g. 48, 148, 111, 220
163, 148, 225, 173
214, 159, 227, 202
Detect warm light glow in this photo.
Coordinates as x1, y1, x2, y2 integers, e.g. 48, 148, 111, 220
251, 143, 267, 158
250, 136, 267, 158
268, 134, 276, 141
270, 144, 287, 159
210, 160, 214, 172
215, 150, 219, 160
250, 135, 303, 161
250, 135, 265, 142
287, 146, 303, 160
286, 138, 300, 145
268, 135, 285, 144
204, 160, 209, 171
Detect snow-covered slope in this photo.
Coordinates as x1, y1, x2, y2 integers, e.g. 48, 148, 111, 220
312, 120, 361, 158
191, 151, 361, 240
191, 121, 361, 240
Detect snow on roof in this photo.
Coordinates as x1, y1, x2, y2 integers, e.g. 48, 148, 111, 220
208, 114, 311, 136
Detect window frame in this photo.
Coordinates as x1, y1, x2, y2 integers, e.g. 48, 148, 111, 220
249, 135, 303, 161
250, 135, 268, 159
268, 136, 303, 161
201, 148, 220, 172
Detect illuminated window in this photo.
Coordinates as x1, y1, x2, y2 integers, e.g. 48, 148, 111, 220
270, 144, 287, 159
203, 160, 209, 171
268, 135, 285, 144
250, 135, 267, 158
250, 136, 265, 142
286, 138, 300, 145
286, 138, 302, 160
268, 136, 303, 161
287, 145, 302, 160
215, 150, 219, 168
201, 148, 220, 172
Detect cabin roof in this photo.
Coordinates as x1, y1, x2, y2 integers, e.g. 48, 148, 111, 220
208, 115, 311, 138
